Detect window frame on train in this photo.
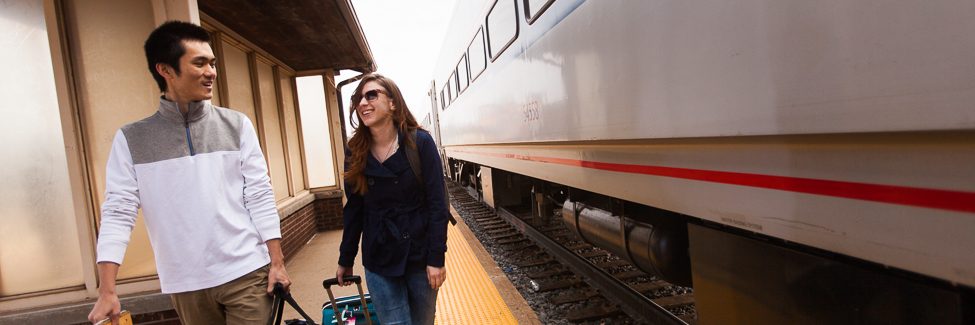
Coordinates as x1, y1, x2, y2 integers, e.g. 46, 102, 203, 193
468, 28, 487, 82
446, 71, 455, 103
453, 69, 462, 96
486, 0, 519, 61
440, 89, 446, 110
524, 0, 556, 24
456, 54, 469, 94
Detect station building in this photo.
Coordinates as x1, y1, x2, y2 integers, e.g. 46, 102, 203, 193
0, 0, 375, 322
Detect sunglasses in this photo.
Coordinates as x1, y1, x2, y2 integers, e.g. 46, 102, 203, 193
360, 89, 388, 102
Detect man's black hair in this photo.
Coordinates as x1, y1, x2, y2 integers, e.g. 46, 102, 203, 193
144, 21, 212, 92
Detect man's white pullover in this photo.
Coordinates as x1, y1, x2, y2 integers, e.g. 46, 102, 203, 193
97, 98, 281, 293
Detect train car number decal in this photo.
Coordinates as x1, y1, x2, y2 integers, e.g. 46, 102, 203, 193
523, 101, 540, 122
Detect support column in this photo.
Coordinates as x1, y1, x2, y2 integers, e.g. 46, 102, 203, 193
151, 0, 200, 26
322, 69, 346, 197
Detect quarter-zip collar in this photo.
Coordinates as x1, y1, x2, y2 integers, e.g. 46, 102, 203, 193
157, 96, 209, 124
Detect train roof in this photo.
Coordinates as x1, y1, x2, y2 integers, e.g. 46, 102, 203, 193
432, 0, 492, 84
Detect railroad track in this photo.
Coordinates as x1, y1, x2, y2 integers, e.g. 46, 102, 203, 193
448, 182, 698, 324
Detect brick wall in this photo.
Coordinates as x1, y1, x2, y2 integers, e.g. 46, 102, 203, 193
280, 192, 344, 263
315, 196, 344, 231
280, 201, 317, 263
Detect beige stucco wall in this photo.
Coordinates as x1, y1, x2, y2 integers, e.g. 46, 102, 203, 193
281, 74, 306, 193
63, 0, 161, 280
255, 60, 290, 200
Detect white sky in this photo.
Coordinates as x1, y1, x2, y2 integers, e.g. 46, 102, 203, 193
338, 0, 460, 135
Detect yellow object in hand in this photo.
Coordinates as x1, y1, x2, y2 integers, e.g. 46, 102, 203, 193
94, 310, 132, 325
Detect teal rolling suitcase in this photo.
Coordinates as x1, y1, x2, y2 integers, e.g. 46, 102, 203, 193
322, 276, 378, 325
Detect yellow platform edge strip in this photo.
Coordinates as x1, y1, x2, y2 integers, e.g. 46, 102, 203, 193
436, 222, 518, 325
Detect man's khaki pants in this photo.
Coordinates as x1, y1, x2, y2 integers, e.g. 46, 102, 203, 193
171, 264, 272, 325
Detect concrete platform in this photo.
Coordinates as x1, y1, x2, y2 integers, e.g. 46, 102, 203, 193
281, 206, 540, 324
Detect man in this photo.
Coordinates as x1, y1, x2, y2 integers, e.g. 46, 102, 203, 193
88, 21, 290, 325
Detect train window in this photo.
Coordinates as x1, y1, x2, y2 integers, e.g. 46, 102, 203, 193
525, 0, 555, 24
446, 76, 453, 103
452, 75, 457, 102
457, 54, 469, 93
486, 0, 518, 60
468, 29, 487, 81
452, 71, 461, 96
440, 89, 445, 110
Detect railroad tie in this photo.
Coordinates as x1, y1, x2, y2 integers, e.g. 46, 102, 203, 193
477, 220, 504, 226
479, 219, 506, 225
611, 270, 648, 281
547, 231, 573, 239
486, 227, 515, 235
502, 242, 536, 251
508, 250, 542, 259
595, 260, 630, 268
578, 250, 610, 258
652, 293, 695, 309
629, 281, 669, 294
474, 215, 499, 221
527, 267, 571, 279
490, 232, 522, 240
554, 237, 576, 245
538, 225, 567, 232
565, 244, 593, 251
496, 237, 528, 245
515, 257, 555, 267
482, 223, 510, 230
565, 305, 621, 323
551, 289, 599, 305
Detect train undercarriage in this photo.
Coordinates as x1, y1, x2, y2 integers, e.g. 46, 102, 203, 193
448, 157, 973, 324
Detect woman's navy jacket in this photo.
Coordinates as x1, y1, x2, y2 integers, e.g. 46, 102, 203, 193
338, 129, 450, 277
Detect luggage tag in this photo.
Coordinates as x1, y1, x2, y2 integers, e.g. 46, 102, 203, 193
341, 306, 356, 325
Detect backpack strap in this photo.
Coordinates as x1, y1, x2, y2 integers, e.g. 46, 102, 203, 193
405, 130, 426, 193
407, 130, 457, 225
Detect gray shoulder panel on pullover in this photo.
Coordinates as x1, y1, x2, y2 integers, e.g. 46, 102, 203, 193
121, 105, 244, 165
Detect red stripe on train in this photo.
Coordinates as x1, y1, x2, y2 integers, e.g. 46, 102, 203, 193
446, 149, 975, 214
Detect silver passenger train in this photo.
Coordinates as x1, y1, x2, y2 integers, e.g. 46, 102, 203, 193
427, 0, 975, 323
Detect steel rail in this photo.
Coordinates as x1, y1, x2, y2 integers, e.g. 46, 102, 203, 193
496, 207, 687, 325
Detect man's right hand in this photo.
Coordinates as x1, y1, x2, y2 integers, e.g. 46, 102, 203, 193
88, 293, 121, 325
89, 262, 122, 324
336, 265, 353, 286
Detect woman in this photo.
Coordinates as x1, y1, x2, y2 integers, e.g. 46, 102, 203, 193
335, 74, 449, 325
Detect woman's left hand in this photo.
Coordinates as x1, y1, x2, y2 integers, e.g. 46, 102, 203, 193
427, 265, 447, 290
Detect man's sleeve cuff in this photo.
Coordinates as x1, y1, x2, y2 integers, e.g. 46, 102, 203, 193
96, 241, 128, 265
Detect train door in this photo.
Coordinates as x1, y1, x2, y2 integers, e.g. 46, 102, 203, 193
428, 80, 448, 177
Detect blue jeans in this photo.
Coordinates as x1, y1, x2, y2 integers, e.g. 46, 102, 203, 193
365, 268, 439, 325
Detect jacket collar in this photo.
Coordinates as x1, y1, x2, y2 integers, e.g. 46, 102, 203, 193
157, 96, 209, 123
363, 133, 410, 177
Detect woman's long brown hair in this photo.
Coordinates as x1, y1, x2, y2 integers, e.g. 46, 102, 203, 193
345, 74, 422, 195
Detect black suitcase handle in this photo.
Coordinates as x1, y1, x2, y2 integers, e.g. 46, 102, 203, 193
268, 283, 319, 325
322, 276, 374, 325
322, 275, 361, 288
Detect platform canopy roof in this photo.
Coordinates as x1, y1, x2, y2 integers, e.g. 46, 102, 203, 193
199, 0, 377, 73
